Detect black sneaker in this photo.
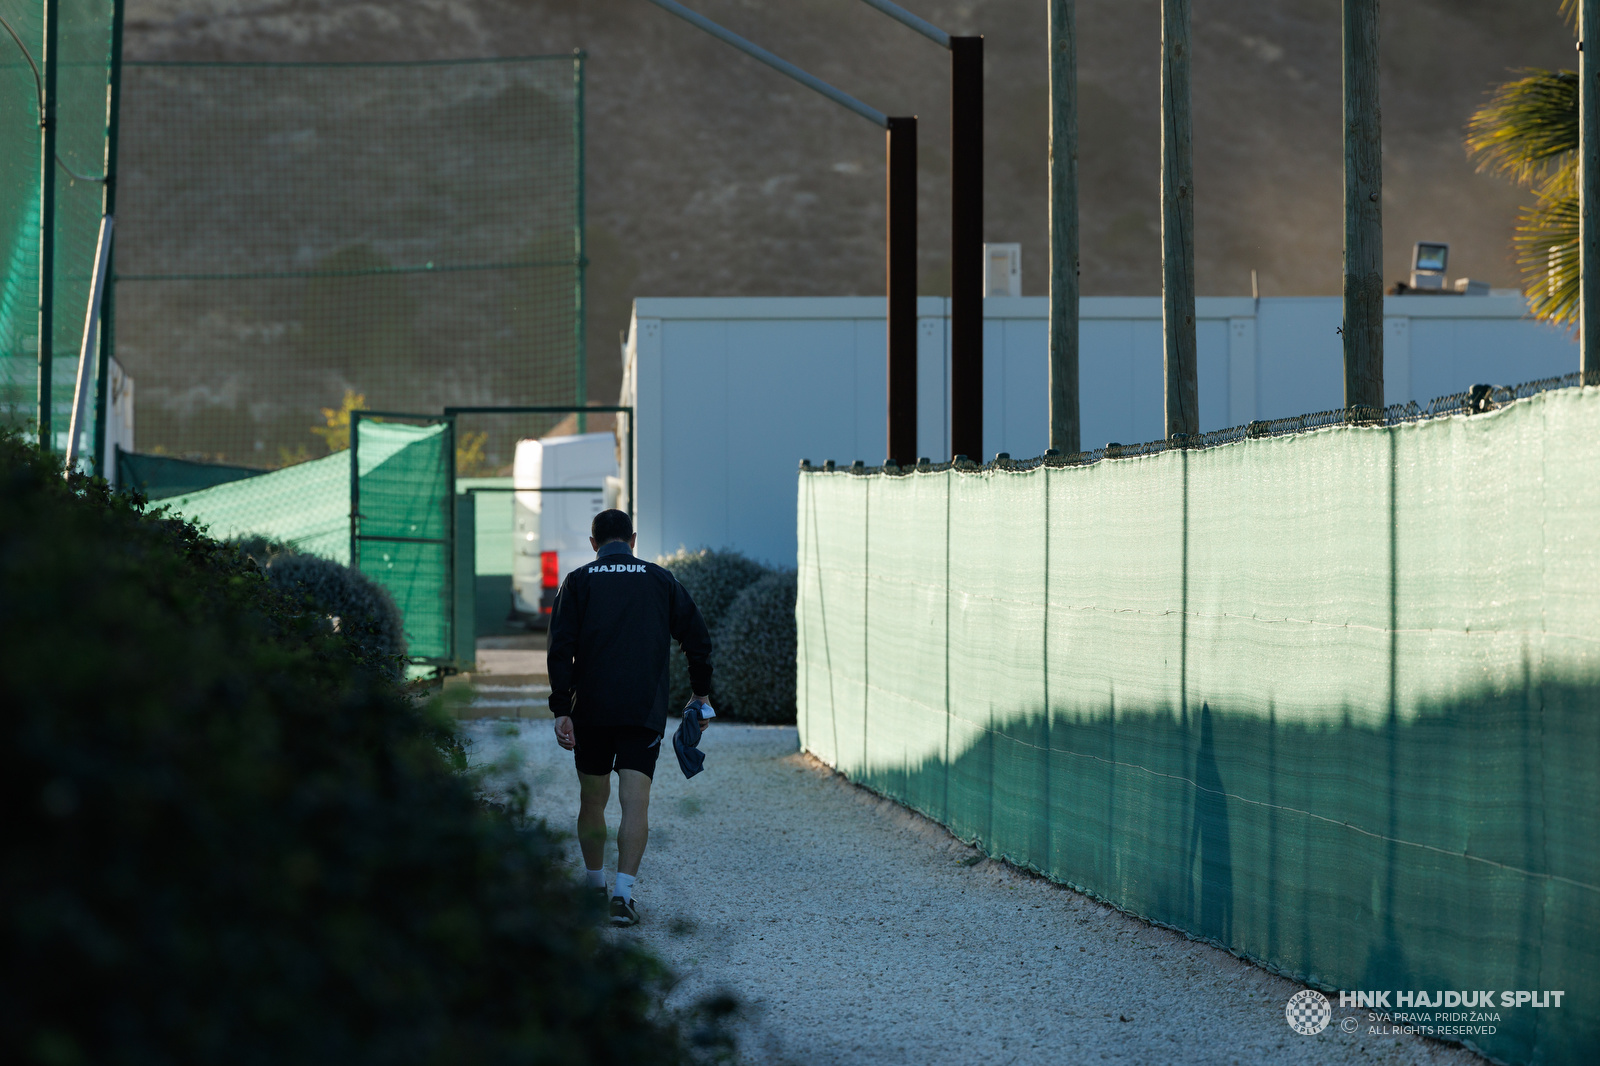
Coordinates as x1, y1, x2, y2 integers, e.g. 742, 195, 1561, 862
610, 895, 640, 927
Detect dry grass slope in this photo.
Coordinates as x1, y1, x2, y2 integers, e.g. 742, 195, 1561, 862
126, 0, 1574, 411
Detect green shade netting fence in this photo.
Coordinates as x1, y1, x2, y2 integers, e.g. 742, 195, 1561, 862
1, 0, 116, 450
112, 56, 583, 469
161, 421, 456, 664
797, 385, 1600, 1066
157, 421, 428, 564
353, 419, 452, 662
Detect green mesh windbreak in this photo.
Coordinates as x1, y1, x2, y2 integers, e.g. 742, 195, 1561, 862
0, 0, 116, 449
353, 418, 453, 663
797, 386, 1600, 1066
0, 2, 44, 418
161, 419, 454, 664
113, 56, 584, 467
157, 422, 424, 563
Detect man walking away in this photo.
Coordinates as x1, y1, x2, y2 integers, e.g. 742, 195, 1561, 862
548, 509, 713, 927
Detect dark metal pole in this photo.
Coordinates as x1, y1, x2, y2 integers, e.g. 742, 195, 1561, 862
94, 0, 125, 477
1343, 0, 1383, 412
1161, 0, 1197, 439
887, 115, 918, 465
851, 2, 966, 460
1582, 0, 1600, 378
950, 37, 983, 461
1048, 0, 1080, 454
574, 51, 588, 433
349, 412, 363, 568
37, 0, 59, 448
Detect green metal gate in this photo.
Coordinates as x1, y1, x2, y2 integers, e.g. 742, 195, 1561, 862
350, 412, 455, 666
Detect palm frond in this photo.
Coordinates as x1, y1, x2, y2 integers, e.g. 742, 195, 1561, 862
1513, 166, 1579, 325
1466, 68, 1577, 186
1562, 0, 1577, 32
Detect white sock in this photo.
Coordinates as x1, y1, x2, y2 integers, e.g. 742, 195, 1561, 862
614, 871, 636, 903
584, 868, 605, 890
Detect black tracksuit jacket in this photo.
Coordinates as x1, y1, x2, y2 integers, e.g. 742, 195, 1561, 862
546, 541, 713, 734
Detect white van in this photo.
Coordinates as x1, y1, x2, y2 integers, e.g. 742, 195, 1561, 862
510, 432, 621, 626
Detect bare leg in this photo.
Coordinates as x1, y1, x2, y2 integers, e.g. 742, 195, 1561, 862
577, 771, 611, 871
615, 769, 653, 876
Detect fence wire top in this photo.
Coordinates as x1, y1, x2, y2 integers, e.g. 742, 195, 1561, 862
800, 371, 1597, 476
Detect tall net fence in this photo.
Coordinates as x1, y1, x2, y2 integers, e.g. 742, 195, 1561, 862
798, 384, 1600, 1066
112, 56, 585, 469
1, 0, 116, 450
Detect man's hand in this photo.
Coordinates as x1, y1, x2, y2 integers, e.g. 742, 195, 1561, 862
691, 695, 712, 728
553, 715, 576, 750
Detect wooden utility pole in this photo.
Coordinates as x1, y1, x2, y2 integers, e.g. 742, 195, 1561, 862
1343, 0, 1384, 411
1049, 0, 1080, 454
1161, 0, 1197, 439
1583, 0, 1600, 378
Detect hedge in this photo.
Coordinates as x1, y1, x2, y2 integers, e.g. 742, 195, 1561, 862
265, 552, 408, 670
712, 571, 797, 724
0, 430, 731, 1065
654, 548, 768, 708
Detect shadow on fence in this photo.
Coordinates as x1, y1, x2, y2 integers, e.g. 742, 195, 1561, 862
835, 675, 1598, 1066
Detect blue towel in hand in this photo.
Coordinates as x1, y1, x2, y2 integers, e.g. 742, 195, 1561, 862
673, 702, 707, 779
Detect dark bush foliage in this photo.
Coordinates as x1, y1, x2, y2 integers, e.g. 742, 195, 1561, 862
654, 548, 769, 705
230, 534, 293, 565
265, 552, 408, 669
712, 571, 798, 724
0, 431, 722, 1065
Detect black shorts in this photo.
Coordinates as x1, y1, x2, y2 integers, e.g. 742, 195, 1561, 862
572, 720, 664, 779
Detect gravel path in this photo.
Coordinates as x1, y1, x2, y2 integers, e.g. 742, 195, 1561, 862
464, 720, 1487, 1066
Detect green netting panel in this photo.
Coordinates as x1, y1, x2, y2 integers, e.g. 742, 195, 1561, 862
113, 57, 583, 467
354, 419, 452, 663
0, 0, 44, 428
0, 0, 115, 448
798, 386, 1600, 1066
116, 449, 263, 498
157, 424, 423, 563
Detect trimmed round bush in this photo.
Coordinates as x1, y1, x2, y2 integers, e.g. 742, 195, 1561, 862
655, 548, 770, 705
265, 552, 408, 669
0, 430, 729, 1065
712, 570, 797, 724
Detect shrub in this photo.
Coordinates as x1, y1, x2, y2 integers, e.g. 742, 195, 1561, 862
265, 552, 408, 670
230, 534, 293, 565
0, 430, 725, 1065
655, 548, 770, 705
712, 570, 798, 724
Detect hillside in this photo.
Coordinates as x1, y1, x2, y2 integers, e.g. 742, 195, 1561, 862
125, 0, 1575, 409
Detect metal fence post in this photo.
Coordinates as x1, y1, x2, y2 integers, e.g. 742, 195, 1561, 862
37, 0, 59, 448
574, 51, 588, 433
1161, 0, 1197, 439
349, 412, 362, 569
887, 115, 918, 466
950, 37, 983, 461
1343, 0, 1383, 410
93, 0, 125, 476
854, 2, 974, 461
1049, 0, 1080, 455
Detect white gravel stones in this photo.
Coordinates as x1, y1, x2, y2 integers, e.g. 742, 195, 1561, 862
464, 720, 1486, 1066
